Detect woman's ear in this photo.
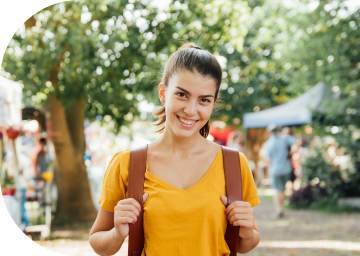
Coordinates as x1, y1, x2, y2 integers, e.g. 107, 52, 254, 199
158, 83, 166, 103
214, 96, 219, 105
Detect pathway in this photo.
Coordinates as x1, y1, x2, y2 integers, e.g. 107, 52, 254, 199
35, 195, 360, 256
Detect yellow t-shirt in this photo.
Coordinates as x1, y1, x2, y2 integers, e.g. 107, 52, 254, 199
98, 149, 260, 256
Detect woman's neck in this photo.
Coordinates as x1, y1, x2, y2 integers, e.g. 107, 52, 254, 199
152, 126, 207, 157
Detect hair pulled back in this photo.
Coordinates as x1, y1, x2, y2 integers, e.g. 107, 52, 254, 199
152, 43, 222, 138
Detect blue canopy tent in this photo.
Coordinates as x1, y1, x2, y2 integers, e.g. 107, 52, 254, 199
243, 82, 325, 128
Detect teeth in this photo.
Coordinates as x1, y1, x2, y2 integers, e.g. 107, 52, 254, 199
179, 117, 195, 125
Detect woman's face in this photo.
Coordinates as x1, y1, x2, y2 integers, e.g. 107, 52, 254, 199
159, 69, 218, 138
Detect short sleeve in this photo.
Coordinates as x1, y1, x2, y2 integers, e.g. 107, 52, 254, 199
287, 135, 296, 146
239, 153, 260, 208
98, 152, 127, 212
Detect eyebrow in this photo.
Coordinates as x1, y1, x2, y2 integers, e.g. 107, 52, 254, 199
176, 87, 214, 98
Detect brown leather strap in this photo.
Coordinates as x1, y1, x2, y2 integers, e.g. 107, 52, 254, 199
127, 145, 242, 256
222, 146, 243, 256
128, 144, 148, 256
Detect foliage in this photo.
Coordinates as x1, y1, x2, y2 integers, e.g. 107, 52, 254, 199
301, 135, 360, 198
288, 191, 360, 214
215, 0, 296, 125
1, 0, 253, 129
278, 0, 360, 200
2, 0, 360, 210
289, 183, 327, 207
290, 133, 360, 209
1, 169, 15, 189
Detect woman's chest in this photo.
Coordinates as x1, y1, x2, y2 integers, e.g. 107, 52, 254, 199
146, 152, 219, 191
142, 169, 227, 226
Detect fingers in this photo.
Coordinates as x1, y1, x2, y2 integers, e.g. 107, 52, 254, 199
228, 213, 253, 227
114, 217, 133, 226
225, 201, 252, 215
230, 219, 251, 227
143, 193, 149, 204
114, 207, 138, 224
114, 194, 149, 225
220, 195, 227, 206
221, 198, 254, 229
116, 204, 140, 216
114, 204, 139, 225
117, 198, 141, 212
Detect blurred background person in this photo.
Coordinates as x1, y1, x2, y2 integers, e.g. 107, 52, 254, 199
261, 124, 296, 219
227, 130, 256, 173
31, 137, 47, 198
227, 130, 246, 154
281, 127, 296, 192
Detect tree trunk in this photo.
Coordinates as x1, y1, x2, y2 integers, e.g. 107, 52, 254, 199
24, 16, 36, 29
49, 95, 97, 226
23, 16, 97, 226
46, 54, 97, 226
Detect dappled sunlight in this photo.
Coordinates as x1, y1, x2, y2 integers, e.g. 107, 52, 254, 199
36, 237, 128, 256
257, 219, 291, 227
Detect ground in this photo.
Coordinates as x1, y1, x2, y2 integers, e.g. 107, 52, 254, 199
247, 196, 360, 256
33, 194, 360, 256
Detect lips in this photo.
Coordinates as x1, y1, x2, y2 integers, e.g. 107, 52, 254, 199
177, 115, 198, 127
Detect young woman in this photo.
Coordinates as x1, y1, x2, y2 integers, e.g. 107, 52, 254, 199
89, 43, 260, 256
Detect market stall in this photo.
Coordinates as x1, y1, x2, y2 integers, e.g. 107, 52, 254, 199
243, 82, 325, 128
0, 75, 23, 227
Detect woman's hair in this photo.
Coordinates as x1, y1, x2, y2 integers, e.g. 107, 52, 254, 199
152, 43, 222, 138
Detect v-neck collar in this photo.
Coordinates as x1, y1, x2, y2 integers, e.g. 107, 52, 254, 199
145, 149, 222, 193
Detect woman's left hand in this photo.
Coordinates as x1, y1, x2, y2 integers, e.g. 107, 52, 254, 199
220, 195, 254, 239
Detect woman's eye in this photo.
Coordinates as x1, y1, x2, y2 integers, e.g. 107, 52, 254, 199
201, 98, 210, 103
177, 92, 186, 97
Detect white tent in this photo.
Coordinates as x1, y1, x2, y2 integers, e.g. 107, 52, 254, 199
243, 82, 325, 128
0, 75, 22, 126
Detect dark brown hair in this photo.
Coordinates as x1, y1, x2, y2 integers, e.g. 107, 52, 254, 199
152, 43, 222, 138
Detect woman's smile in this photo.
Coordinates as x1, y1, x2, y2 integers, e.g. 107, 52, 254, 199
177, 115, 199, 128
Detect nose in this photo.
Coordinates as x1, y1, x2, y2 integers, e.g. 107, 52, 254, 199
184, 99, 198, 116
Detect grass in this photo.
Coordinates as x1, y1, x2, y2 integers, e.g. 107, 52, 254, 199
286, 198, 360, 214
257, 188, 360, 214
258, 195, 273, 203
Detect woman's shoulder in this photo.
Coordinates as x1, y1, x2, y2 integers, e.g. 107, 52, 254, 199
116, 149, 131, 160
106, 150, 131, 174
109, 149, 130, 163
238, 152, 251, 170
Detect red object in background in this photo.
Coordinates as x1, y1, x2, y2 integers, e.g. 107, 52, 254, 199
249, 129, 257, 137
6, 127, 20, 139
209, 125, 234, 146
2, 188, 16, 196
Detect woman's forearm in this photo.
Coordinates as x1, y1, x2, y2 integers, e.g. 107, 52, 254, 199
89, 227, 126, 256
237, 229, 260, 254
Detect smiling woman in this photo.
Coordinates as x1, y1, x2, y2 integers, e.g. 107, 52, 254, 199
153, 43, 222, 138
156, 68, 219, 138
89, 43, 260, 256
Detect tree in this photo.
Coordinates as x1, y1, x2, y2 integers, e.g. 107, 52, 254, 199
1, 0, 252, 225
277, 0, 360, 198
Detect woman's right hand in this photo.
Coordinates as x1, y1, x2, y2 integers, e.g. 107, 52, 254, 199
114, 193, 149, 238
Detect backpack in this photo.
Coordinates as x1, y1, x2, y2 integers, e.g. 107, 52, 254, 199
127, 144, 243, 256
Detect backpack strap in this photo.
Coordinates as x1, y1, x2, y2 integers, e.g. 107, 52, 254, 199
127, 144, 148, 256
127, 145, 242, 256
221, 146, 243, 256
